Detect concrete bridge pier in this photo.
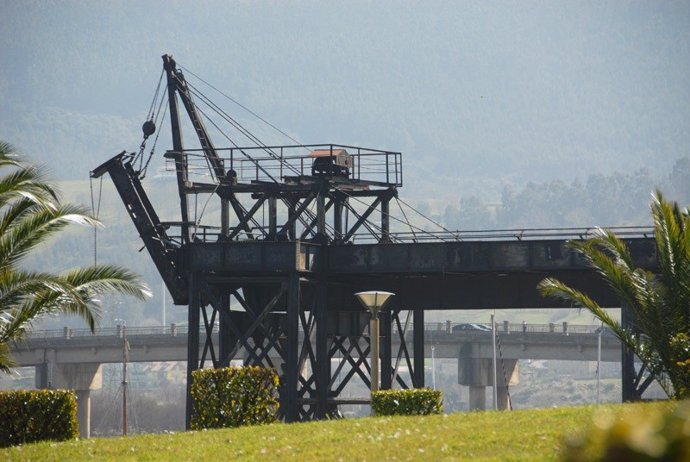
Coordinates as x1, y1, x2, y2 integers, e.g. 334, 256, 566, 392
35, 351, 102, 438
459, 343, 518, 411
468, 381, 513, 410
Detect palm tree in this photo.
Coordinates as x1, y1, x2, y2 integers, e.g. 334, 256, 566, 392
538, 191, 690, 399
0, 141, 151, 372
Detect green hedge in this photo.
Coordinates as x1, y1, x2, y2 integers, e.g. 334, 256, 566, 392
372, 388, 443, 416
190, 366, 280, 430
0, 389, 78, 447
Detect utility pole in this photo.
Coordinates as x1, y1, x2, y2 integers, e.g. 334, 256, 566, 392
491, 313, 498, 410
162, 280, 166, 333
120, 323, 129, 436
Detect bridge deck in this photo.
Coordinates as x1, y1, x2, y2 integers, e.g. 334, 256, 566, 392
11, 323, 621, 366
189, 237, 656, 310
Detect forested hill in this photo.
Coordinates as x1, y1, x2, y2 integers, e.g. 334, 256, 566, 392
1, 1, 689, 202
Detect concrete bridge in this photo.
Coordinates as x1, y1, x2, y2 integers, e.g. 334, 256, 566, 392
12, 321, 619, 365
10, 321, 620, 436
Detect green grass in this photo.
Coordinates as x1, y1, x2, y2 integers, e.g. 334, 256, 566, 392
1, 402, 677, 461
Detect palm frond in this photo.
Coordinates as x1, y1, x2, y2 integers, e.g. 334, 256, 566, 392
0, 341, 14, 373
651, 191, 690, 327
0, 140, 150, 373
0, 166, 58, 207
0, 204, 101, 271
538, 277, 633, 343
540, 191, 690, 399
568, 239, 640, 310
62, 265, 152, 301
0, 270, 92, 338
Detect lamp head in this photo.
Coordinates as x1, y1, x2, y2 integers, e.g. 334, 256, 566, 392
355, 291, 395, 316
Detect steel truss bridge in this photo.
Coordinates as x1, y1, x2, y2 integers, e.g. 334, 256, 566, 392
91, 55, 658, 427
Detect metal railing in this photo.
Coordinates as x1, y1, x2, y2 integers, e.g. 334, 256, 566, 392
346, 226, 654, 244
26, 322, 608, 341
159, 221, 655, 245
166, 144, 403, 187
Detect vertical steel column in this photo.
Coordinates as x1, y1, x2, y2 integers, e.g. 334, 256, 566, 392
333, 199, 343, 242
370, 313, 380, 393
162, 55, 190, 244
221, 198, 229, 238
316, 190, 326, 240
285, 272, 300, 421
288, 202, 296, 240
185, 272, 200, 429
413, 309, 425, 388
381, 197, 390, 243
380, 310, 392, 389
621, 302, 637, 401
268, 197, 277, 239
218, 290, 231, 366
315, 269, 330, 418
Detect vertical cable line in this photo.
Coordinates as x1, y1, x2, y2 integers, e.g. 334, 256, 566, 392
89, 176, 103, 265
134, 71, 167, 172
146, 69, 165, 121
139, 99, 168, 180
494, 329, 513, 410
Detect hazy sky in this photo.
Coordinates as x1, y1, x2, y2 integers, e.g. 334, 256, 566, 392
1, 1, 689, 198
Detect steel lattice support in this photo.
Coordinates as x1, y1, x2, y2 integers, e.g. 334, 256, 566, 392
185, 272, 200, 429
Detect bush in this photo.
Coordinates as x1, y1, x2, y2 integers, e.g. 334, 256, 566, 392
372, 388, 443, 416
563, 402, 690, 461
0, 389, 78, 447
190, 366, 279, 430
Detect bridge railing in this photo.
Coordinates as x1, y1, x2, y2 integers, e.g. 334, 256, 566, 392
25, 325, 193, 340
419, 322, 605, 335
26, 322, 607, 341
348, 226, 654, 244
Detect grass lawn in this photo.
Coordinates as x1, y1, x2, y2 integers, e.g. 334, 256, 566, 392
1, 402, 677, 461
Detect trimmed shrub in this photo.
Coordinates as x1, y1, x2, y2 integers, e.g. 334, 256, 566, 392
563, 402, 690, 461
190, 366, 279, 430
0, 389, 78, 447
372, 388, 443, 416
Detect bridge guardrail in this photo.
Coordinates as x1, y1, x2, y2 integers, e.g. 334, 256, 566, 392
26, 322, 607, 340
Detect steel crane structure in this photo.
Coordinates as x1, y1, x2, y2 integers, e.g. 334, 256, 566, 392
92, 55, 412, 425
92, 55, 659, 427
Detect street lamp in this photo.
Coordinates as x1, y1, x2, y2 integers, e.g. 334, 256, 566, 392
355, 291, 395, 396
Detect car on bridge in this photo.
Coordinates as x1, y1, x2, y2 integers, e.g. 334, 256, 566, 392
452, 323, 492, 333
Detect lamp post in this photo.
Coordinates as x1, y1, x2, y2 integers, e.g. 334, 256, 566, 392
355, 291, 395, 398
491, 313, 497, 410
115, 318, 128, 436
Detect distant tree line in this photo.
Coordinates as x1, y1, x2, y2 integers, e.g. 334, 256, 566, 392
443, 157, 690, 230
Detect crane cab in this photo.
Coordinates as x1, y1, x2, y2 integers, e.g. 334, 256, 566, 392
310, 149, 352, 177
